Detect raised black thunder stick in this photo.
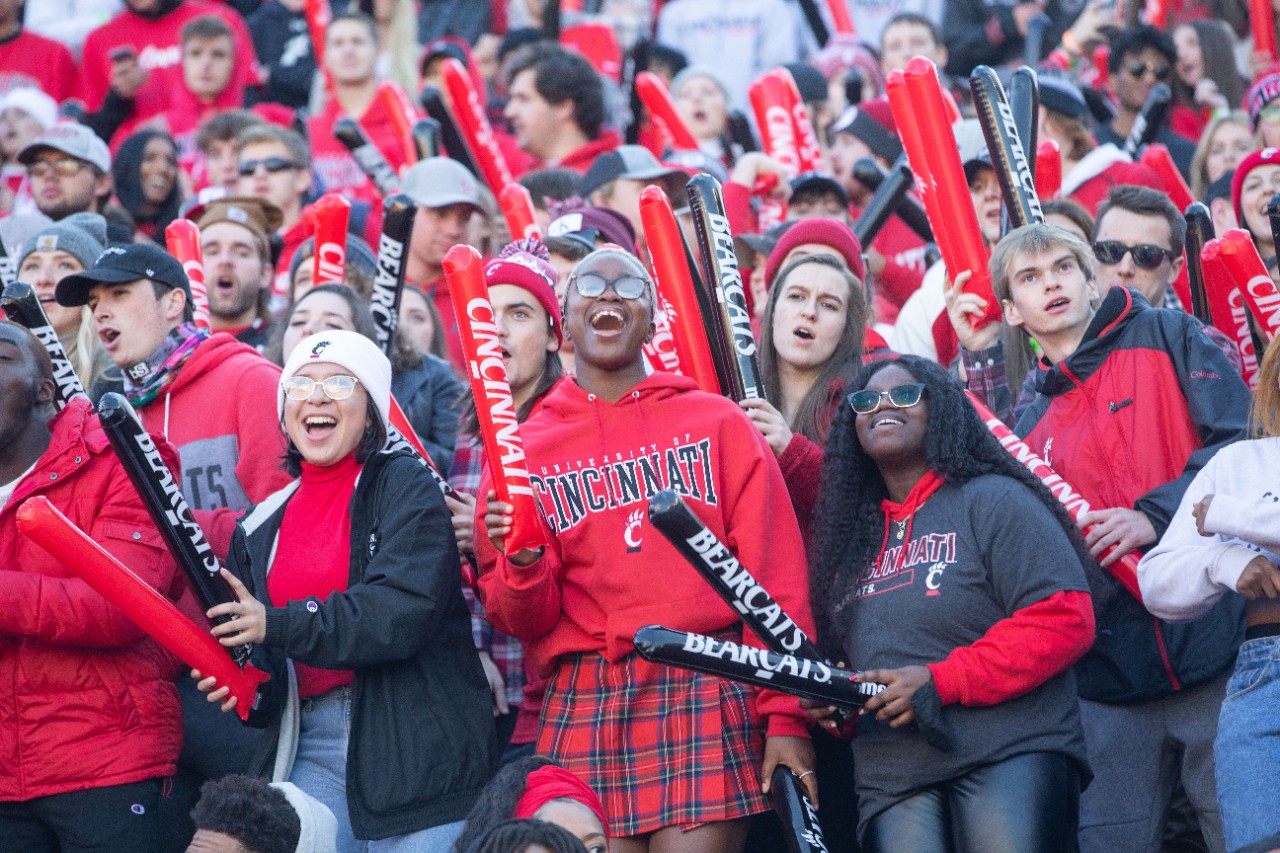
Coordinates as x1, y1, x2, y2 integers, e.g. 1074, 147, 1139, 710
1008, 67, 1039, 183
1183, 202, 1215, 325
851, 157, 934, 242
1123, 83, 1171, 159
420, 86, 480, 178
853, 157, 915, 246
1, 282, 88, 407
686, 174, 764, 401
411, 118, 442, 160
771, 767, 831, 853
971, 66, 1044, 230
333, 117, 401, 196
97, 392, 253, 668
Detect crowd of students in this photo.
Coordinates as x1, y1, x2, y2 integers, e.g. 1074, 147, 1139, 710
2, 1, 1280, 853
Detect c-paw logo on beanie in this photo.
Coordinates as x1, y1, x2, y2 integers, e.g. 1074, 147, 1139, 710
310, 339, 332, 358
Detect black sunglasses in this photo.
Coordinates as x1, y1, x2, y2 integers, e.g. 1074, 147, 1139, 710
1092, 241, 1176, 270
848, 382, 926, 415
238, 157, 301, 176
1124, 62, 1171, 81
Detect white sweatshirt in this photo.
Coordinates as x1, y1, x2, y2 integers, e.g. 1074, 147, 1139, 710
1138, 437, 1280, 623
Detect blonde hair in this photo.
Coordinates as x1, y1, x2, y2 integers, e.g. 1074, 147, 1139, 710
1252, 340, 1280, 438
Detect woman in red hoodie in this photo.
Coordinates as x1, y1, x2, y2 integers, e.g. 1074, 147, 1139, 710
479, 246, 816, 852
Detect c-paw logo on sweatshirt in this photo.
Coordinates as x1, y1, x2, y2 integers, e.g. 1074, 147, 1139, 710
624, 510, 644, 553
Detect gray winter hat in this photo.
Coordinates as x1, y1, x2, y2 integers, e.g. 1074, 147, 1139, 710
18, 212, 108, 270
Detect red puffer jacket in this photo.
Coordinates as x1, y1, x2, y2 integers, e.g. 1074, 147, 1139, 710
0, 398, 184, 801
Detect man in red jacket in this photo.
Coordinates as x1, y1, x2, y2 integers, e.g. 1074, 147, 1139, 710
503, 43, 620, 174
0, 321, 182, 851
56, 243, 293, 850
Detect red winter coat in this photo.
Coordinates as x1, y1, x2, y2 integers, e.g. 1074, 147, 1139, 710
0, 398, 184, 801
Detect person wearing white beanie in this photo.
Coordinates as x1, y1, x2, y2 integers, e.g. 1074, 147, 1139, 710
187, 775, 338, 853
271, 782, 339, 853
193, 328, 496, 853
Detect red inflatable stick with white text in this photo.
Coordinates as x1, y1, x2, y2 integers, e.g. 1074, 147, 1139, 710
767, 68, 822, 174
311, 194, 350, 287
499, 184, 541, 241
17, 496, 270, 721
748, 73, 799, 225
635, 71, 701, 153
966, 393, 1145, 601
640, 186, 720, 394
1035, 140, 1062, 200
166, 220, 210, 331
898, 58, 998, 327
1252, 0, 1279, 67
440, 58, 513, 195
444, 244, 547, 556
1201, 240, 1261, 389
374, 81, 422, 167
1214, 229, 1280, 342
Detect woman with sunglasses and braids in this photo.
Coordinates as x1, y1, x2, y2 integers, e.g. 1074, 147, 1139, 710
192, 329, 496, 853
478, 246, 817, 853
806, 355, 1097, 853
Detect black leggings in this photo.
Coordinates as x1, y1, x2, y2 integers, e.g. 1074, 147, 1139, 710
863, 752, 1080, 853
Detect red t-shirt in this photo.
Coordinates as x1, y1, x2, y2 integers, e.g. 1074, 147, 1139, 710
0, 30, 79, 103
268, 453, 361, 698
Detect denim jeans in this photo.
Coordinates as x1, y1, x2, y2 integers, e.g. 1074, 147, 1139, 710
290, 688, 465, 853
1215, 636, 1280, 853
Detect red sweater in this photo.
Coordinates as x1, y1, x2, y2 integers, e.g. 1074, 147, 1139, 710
307, 85, 417, 213
0, 30, 79, 103
268, 454, 360, 697
476, 372, 815, 737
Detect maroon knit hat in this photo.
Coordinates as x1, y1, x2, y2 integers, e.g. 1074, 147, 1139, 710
1230, 147, 1280, 224
763, 218, 866, 287
482, 238, 563, 344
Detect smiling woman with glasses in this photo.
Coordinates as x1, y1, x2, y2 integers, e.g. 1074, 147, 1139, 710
192, 329, 496, 852
808, 355, 1098, 853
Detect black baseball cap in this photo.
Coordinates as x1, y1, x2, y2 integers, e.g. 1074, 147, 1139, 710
56, 242, 190, 307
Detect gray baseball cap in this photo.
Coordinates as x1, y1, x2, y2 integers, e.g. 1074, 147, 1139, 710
18, 122, 112, 174
579, 145, 686, 198
401, 157, 484, 211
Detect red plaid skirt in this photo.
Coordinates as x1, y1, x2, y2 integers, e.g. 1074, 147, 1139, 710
536, 640, 769, 837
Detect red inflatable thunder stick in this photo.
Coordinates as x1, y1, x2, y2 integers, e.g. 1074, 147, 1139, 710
763, 68, 822, 174
166, 219, 210, 331
1252, 0, 1279, 67
640, 186, 720, 395
965, 393, 1145, 600
1035, 140, 1062, 200
304, 0, 332, 84
897, 58, 999, 327
748, 73, 800, 226
1199, 242, 1260, 389
635, 72, 700, 153
444, 245, 547, 556
374, 81, 421, 167
440, 58, 513, 195
17, 496, 270, 721
825, 0, 857, 36
499, 184, 541, 241
311, 194, 350, 287
1140, 145, 1193, 213
1213, 229, 1280, 342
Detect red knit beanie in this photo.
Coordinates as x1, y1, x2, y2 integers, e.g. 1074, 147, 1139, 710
1230, 147, 1280, 225
763, 218, 866, 287
482, 238, 563, 344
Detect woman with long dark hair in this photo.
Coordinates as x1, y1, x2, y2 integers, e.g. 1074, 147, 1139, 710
479, 246, 816, 852
808, 356, 1097, 853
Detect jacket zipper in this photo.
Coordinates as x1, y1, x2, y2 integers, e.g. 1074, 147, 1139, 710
1152, 616, 1181, 691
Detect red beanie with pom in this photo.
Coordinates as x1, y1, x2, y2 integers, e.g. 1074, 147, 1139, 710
483, 238, 563, 344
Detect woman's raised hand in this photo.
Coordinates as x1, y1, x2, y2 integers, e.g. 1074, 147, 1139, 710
740, 398, 793, 458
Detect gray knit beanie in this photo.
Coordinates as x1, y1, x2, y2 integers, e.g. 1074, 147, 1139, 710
18, 212, 108, 270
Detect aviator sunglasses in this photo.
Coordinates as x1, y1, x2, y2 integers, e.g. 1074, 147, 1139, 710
571, 271, 649, 299
1092, 241, 1176, 270
848, 382, 926, 415
282, 374, 361, 402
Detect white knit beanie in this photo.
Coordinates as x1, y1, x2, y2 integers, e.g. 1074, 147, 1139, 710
278, 330, 392, 432
268, 782, 338, 853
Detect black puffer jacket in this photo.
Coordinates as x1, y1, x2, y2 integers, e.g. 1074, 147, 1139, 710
231, 450, 496, 839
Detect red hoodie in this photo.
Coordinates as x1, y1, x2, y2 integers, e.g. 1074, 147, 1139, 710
476, 372, 815, 737
134, 332, 293, 560
307, 84, 418, 215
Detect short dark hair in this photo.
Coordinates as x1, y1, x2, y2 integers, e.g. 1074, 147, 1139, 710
881, 12, 941, 48
148, 279, 195, 324
471, 818, 590, 853
1095, 184, 1185, 256
237, 123, 310, 166
505, 44, 605, 140
1041, 198, 1095, 243
327, 10, 379, 47
520, 168, 587, 210
181, 14, 233, 45
189, 775, 300, 853
197, 110, 264, 154
1108, 25, 1176, 71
